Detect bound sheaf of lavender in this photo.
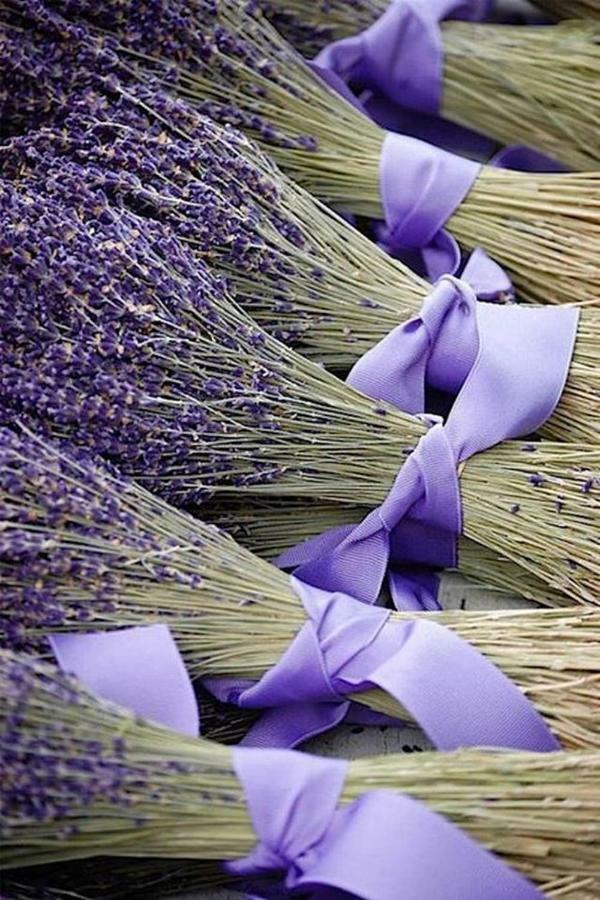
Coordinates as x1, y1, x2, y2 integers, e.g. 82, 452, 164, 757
1, 0, 384, 209
0, 426, 303, 672
0, 175, 416, 506
0, 650, 243, 869
1, 178, 599, 602
0, 11, 425, 367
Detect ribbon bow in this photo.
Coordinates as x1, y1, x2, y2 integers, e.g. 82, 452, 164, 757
282, 277, 579, 608
209, 577, 559, 753
230, 745, 544, 899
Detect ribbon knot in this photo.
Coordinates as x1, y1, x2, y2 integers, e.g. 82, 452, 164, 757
280, 277, 579, 609
216, 578, 559, 753
229, 745, 544, 899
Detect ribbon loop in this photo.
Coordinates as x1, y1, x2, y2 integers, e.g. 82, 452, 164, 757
314, 0, 490, 115
380, 132, 481, 250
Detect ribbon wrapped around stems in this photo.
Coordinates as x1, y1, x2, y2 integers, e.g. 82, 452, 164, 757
280, 276, 579, 608
49, 576, 560, 754
375, 140, 568, 279
314, 0, 491, 116
229, 746, 544, 899
211, 576, 559, 753
314, 4, 567, 279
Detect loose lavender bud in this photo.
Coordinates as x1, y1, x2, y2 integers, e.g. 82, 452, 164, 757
528, 474, 546, 488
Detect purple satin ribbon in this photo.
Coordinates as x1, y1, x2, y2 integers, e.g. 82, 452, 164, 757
280, 277, 579, 607
230, 745, 544, 899
208, 576, 559, 753
314, 0, 490, 116
50, 625, 199, 736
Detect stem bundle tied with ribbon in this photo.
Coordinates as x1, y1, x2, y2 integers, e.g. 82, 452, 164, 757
206, 497, 577, 609
1, 428, 599, 752
309, 1, 599, 171
1, 176, 598, 605
6, 0, 600, 306
3, 651, 600, 898
2, 30, 599, 445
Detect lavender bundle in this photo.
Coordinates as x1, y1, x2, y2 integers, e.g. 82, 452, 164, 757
535, 0, 600, 18
0, 71, 598, 446
2, 428, 600, 748
3, 0, 599, 306
2, 651, 600, 894
263, 4, 600, 171
2, 175, 599, 602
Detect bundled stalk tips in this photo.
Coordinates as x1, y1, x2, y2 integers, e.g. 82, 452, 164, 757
2, 651, 599, 894
1, 427, 600, 748
259, 0, 388, 57
3, 0, 599, 305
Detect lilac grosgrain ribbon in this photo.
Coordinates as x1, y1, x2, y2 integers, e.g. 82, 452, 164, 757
50, 625, 199, 736
48, 580, 559, 753
229, 746, 544, 899
208, 576, 559, 753
279, 277, 579, 607
378, 132, 483, 278
314, 0, 490, 115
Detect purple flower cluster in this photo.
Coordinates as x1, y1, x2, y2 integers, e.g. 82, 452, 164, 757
1, 653, 136, 830
1, 651, 174, 836
5, 0, 320, 151
0, 16, 335, 348
0, 427, 211, 653
0, 170, 309, 504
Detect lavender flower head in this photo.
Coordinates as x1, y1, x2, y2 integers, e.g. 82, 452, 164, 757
1, 650, 240, 866
0, 173, 412, 504
0, 14, 423, 362
1, 0, 382, 209
0, 426, 296, 669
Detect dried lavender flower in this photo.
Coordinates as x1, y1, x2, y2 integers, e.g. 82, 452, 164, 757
3, 0, 598, 305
